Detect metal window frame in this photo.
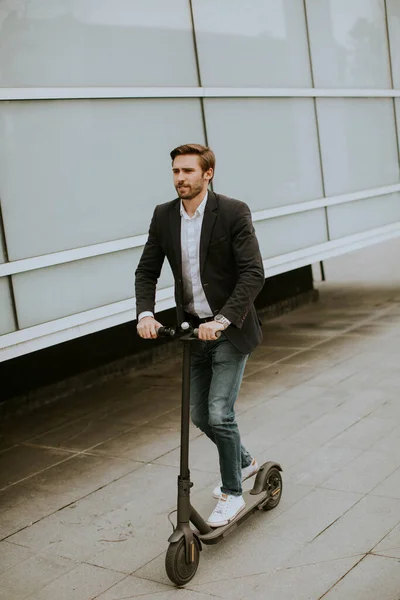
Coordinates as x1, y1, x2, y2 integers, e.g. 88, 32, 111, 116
1, 221, 400, 362
0, 183, 399, 278
1, 87, 400, 101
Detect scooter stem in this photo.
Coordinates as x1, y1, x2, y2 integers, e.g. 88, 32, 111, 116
180, 340, 191, 479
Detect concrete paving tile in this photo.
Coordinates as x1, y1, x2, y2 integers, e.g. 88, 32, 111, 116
29, 417, 141, 451
86, 513, 171, 574
244, 555, 364, 600
27, 454, 142, 504
285, 445, 362, 488
90, 425, 181, 463
0, 552, 75, 600
321, 450, 400, 494
328, 415, 397, 450
0, 489, 71, 540
134, 531, 303, 587
105, 394, 181, 425
289, 409, 361, 449
141, 592, 222, 600
332, 368, 388, 392
265, 487, 362, 544
0, 445, 74, 489
8, 464, 216, 565
0, 480, 52, 514
322, 555, 400, 600
24, 563, 124, 600
256, 435, 320, 470
247, 347, 299, 365
370, 425, 400, 460
371, 467, 400, 500
0, 541, 35, 574
278, 349, 345, 368
154, 435, 220, 474
303, 363, 363, 388
286, 494, 400, 567
94, 575, 171, 599
373, 523, 400, 559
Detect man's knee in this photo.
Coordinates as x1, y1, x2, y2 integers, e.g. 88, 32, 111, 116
190, 406, 208, 431
208, 411, 235, 429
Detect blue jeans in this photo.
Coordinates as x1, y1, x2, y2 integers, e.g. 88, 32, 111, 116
190, 334, 253, 496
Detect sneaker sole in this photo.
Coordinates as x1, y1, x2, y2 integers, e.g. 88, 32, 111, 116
212, 466, 260, 499
207, 502, 246, 528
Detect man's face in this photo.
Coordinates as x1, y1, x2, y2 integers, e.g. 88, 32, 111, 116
172, 154, 212, 200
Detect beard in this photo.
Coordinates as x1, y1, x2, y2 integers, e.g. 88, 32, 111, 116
175, 179, 205, 200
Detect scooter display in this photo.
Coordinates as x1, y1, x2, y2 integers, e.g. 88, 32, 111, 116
156, 323, 283, 586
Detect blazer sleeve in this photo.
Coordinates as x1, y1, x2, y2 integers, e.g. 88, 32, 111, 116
134, 206, 165, 317
219, 203, 265, 328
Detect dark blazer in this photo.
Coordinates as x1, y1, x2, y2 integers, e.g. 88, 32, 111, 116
135, 191, 265, 353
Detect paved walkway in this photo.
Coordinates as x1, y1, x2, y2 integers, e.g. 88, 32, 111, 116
1, 238, 400, 600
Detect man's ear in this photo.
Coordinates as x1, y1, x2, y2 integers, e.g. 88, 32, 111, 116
205, 168, 214, 182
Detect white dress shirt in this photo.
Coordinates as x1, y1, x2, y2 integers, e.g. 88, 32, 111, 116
179, 192, 213, 318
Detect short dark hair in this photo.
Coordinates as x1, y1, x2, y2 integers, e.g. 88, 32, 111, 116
170, 143, 215, 179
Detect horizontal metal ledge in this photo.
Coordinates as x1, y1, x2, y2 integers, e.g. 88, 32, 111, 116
1, 221, 400, 362
1, 87, 400, 101
1, 183, 399, 278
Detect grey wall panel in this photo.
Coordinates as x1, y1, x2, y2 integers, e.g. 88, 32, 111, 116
0, 278, 16, 335
317, 98, 399, 197
192, 0, 312, 87
0, 98, 205, 261
386, 0, 400, 87
204, 99, 323, 212
306, 0, 391, 88
328, 193, 400, 239
12, 248, 174, 329
255, 209, 328, 259
0, 0, 197, 87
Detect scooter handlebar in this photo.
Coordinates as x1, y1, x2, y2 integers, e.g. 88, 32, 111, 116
181, 322, 221, 339
156, 326, 176, 338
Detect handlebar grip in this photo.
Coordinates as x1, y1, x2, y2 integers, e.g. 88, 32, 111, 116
156, 326, 175, 338
193, 328, 221, 339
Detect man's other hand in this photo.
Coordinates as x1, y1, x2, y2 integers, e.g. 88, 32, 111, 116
137, 316, 163, 339
198, 321, 225, 341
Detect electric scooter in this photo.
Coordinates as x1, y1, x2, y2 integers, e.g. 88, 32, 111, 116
156, 323, 283, 586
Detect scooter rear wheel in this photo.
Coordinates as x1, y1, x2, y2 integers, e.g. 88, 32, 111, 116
261, 467, 283, 511
165, 537, 200, 586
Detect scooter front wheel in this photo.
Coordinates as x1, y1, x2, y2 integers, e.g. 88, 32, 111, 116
165, 537, 200, 586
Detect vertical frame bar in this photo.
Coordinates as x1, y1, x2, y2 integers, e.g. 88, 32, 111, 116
0, 197, 19, 329
303, 0, 331, 242
384, 0, 400, 166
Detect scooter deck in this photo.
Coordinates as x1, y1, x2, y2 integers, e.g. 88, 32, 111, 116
197, 489, 268, 545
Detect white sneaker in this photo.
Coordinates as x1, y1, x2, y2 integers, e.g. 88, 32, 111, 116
212, 458, 259, 499
207, 494, 246, 528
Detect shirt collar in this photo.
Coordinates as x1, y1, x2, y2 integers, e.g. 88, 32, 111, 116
180, 191, 208, 219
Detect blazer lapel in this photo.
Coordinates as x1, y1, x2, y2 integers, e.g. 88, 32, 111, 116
200, 191, 218, 274
169, 199, 182, 275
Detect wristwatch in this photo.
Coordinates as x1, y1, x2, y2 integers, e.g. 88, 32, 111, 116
214, 314, 230, 330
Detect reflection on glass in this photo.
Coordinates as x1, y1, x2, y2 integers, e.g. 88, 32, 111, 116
192, 0, 312, 87
0, 0, 197, 86
317, 98, 399, 196
386, 0, 400, 87
204, 98, 323, 212
306, 0, 391, 88
255, 210, 328, 258
0, 98, 205, 260
328, 193, 400, 239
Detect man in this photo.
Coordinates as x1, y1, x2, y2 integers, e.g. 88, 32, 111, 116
135, 143, 265, 527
